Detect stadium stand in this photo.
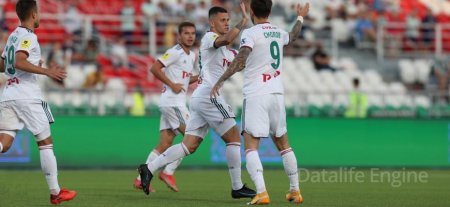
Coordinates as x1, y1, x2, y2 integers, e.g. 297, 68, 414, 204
0, 0, 449, 118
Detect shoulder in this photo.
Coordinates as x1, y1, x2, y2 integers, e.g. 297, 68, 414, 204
201, 32, 218, 43
17, 33, 37, 50
166, 45, 183, 56
20, 32, 37, 42
205, 32, 218, 39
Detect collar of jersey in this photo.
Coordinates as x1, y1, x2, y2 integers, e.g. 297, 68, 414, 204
18, 26, 33, 33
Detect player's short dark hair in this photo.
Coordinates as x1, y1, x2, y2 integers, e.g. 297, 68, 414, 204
16, 0, 37, 21
251, 0, 272, 18
178, 22, 196, 34
209, 6, 228, 19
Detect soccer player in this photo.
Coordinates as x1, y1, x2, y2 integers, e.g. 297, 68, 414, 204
0, 0, 76, 204
134, 22, 198, 192
211, 0, 310, 205
138, 3, 256, 199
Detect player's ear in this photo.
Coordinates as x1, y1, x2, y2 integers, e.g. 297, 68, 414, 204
209, 18, 215, 28
31, 9, 37, 20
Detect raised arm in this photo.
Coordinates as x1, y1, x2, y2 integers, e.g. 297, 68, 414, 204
210, 47, 251, 97
213, 2, 248, 48
288, 3, 310, 45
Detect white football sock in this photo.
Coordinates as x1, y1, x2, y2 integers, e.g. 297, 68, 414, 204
39, 145, 61, 195
137, 150, 160, 180
146, 150, 160, 164
163, 157, 183, 175
281, 148, 299, 192
246, 149, 266, 193
147, 143, 189, 174
226, 142, 244, 190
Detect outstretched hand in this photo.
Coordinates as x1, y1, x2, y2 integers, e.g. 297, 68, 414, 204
46, 66, 67, 81
170, 83, 185, 94
239, 1, 248, 25
210, 81, 223, 98
297, 2, 310, 17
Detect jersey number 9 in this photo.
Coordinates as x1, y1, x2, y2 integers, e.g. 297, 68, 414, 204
270, 41, 280, 70
5, 46, 16, 75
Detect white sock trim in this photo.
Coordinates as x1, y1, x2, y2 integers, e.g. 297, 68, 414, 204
181, 143, 190, 155
39, 144, 54, 150
280, 147, 293, 156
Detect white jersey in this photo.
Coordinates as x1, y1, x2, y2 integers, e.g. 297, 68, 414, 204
239, 23, 290, 98
1, 27, 43, 102
157, 44, 196, 107
192, 32, 237, 98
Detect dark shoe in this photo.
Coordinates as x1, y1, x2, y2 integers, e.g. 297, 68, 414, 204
138, 164, 153, 195
232, 184, 257, 199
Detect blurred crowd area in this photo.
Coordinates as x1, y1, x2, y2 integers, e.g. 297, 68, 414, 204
0, 0, 449, 117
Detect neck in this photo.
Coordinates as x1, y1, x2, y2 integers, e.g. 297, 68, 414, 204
210, 28, 224, 36
179, 43, 190, 54
253, 16, 269, 25
20, 21, 35, 32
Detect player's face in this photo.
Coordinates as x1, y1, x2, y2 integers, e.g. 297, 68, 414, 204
179, 26, 196, 47
211, 12, 230, 35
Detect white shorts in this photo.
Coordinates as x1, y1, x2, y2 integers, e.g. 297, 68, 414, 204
185, 97, 236, 138
242, 94, 287, 138
159, 106, 189, 133
0, 100, 54, 141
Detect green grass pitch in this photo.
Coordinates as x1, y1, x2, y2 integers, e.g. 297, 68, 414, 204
1, 169, 449, 206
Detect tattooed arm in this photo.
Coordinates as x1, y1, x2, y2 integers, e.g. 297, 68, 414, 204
288, 3, 310, 45
210, 47, 251, 97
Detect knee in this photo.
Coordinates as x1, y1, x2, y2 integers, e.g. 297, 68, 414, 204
275, 142, 290, 151
158, 142, 172, 151
181, 142, 199, 154
186, 144, 198, 154
157, 138, 174, 150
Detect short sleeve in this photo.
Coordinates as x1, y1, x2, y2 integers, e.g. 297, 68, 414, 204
16, 34, 37, 57
282, 30, 290, 46
158, 48, 180, 67
203, 32, 219, 49
239, 29, 255, 49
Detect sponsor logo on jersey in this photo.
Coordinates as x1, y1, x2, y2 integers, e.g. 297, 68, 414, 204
20, 39, 31, 49
241, 38, 247, 44
161, 53, 170, 61
262, 25, 276, 30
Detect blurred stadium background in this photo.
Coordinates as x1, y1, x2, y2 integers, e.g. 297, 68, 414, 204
0, 0, 450, 206
0, 0, 449, 118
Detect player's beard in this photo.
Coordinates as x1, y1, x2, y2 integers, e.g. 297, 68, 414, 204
251, 15, 255, 25
34, 21, 40, 28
